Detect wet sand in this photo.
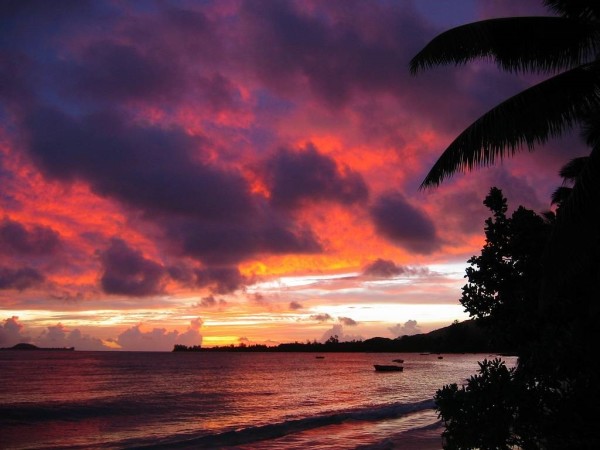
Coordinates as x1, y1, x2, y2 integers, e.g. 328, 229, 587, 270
356, 421, 444, 450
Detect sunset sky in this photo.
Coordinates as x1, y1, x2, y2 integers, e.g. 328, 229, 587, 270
0, 0, 586, 350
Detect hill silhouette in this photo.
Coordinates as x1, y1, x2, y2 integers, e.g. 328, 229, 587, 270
181, 319, 511, 354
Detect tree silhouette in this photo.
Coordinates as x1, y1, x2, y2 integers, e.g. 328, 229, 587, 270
410, 0, 600, 290
460, 188, 549, 351
551, 156, 588, 209
434, 187, 599, 448
412, 4, 600, 446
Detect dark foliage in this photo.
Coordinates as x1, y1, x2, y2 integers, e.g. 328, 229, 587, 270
435, 187, 600, 448
185, 320, 503, 354
460, 188, 550, 351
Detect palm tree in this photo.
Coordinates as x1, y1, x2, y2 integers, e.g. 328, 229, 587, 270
410, 0, 600, 189
410, 0, 600, 298
551, 156, 588, 208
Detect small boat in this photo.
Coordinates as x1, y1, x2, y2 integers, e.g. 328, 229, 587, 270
315, 356, 325, 359
392, 359, 404, 363
374, 364, 403, 372
437, 356, 443, 359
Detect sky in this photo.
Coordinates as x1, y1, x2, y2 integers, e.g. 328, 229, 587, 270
0, 0, 587, 350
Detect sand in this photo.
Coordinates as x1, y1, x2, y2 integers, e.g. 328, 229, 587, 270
355, 422, 444, 450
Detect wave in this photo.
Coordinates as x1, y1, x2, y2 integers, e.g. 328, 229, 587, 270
0, 391, 225, 423
125, 399, 436, 449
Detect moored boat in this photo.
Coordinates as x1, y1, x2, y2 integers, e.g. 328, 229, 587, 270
374, 364, 403, 372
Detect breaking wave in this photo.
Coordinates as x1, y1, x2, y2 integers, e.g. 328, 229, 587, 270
126, 399, 436, 449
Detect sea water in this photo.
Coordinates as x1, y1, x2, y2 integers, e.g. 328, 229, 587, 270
0, 352, 516, 449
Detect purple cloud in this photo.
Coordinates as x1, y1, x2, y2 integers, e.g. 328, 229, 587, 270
197, 295, 227, 308
363, 258, 406, 278
0, 218, 61, 256
195, 266, 247, 294
310, 313, 333, 323
65, 40, 183, 102
99, 239, 166, 297
239, 0, 430, 107
170, 214, 322, 265
370, 192, 441, 254
0, 266, 44, 290
24, 107, 253, 220
264, 144, 368, 209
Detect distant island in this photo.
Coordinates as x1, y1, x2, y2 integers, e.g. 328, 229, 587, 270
0, 343, 75, 351
172, 319, 516, 354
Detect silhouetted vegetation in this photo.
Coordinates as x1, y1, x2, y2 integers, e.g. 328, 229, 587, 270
178, 320, 511, 354
172, 344, 202, 352
412, 1, 600, 447
433, 186, 599, 448
460, 188, 551, 353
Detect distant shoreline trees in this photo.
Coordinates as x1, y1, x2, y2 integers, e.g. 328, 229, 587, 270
172, 344, 202, 352
171, 319, 513, 354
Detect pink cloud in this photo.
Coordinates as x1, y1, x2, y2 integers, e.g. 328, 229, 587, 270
0, 316, 30, 347
116, 320, 203, 351
35, 323, 107, 351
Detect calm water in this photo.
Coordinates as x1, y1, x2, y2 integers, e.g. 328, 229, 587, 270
0, 352, 516, 449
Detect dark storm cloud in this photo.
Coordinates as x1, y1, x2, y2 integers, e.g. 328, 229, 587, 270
196, 73, 243, 114
170, 214, 322, 265
265, 144, 368, 209
238, 0, 550, 141
370, 192, 441, 254
0, 218, 61, 255
20, 103, 324, 270
195, 266, 247, 294
65, 41, 182, 102
24, 107, 253, 220
239, 0, 429, 107
167, 264, 196, 285
1, 0, 93, 20
0, 266, 44, 290
363, 258, 406, 278
99, 238, 166, 297
0, 51, 37, 110
126, 4, 223, 64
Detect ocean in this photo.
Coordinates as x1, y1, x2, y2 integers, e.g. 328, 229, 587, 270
0, 351, 516, 449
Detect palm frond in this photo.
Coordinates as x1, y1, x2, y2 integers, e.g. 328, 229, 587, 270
544, 0, 600, 21
551, 186, 572, 205
409, 17, 599, 75
420, 61, 600, 188
558, 156, 588, 181
581, 112, 600, 147
541, 143, 600, 308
